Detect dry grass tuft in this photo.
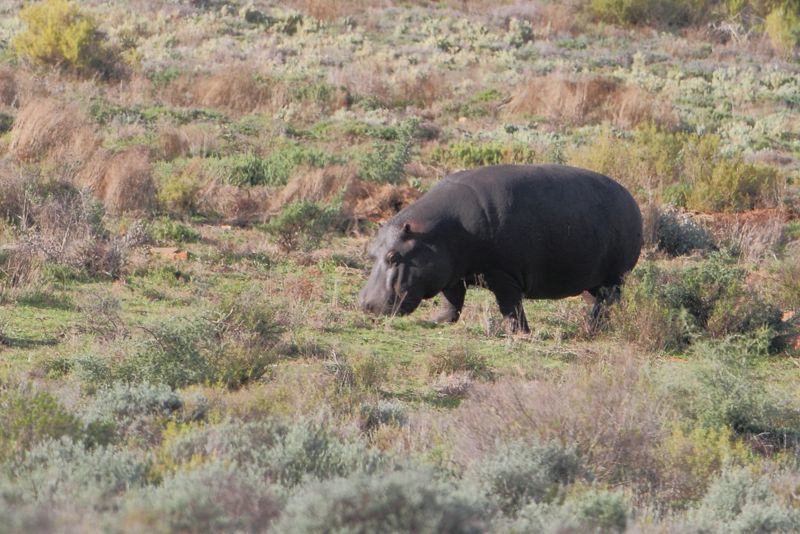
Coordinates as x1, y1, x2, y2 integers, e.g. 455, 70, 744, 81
0, 161, 30, 227
8, 97, 98, 164
196, 68, 271, 114
278, 165, 356, 206
291, 0, 389, 20
200, 182, 272, 225
0, 67, 18, 107
341, 179, 422, 225
331, 63, 447, 109
157, 123, 220, 160
697, 209, 787, 262
502, 74, 675, 128
80, 147, 155, 214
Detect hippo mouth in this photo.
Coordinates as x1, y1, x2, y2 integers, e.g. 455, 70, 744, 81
360, 291, 422, 317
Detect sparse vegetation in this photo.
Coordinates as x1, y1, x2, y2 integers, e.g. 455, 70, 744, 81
0, 0, 799, 530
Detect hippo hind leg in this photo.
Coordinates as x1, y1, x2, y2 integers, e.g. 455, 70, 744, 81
588, 278, 623, 329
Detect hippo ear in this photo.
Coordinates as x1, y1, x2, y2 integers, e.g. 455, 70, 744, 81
402, 221, 426, 236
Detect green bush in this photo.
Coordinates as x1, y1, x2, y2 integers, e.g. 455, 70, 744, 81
81, 383, 186, 445
157, 171, 204, 217
165, 419, 384, 487
359, 119, 418, 184
148, 217, 201, 245
613, 253, 782, 351
569, 127, 783, 213
687, 158, 781, 213
0, 387, 84, 463
211, 146, 335, 188
469, 440, 584, 514
589, 0, 701, 26
264, 200, 338, 252
274, 468, 489, 533
765, 5, 800, 58
12, 0, 118, 79
121, 462, 281, 532
685, 467, 800, 533
114, 304, 280, 390
665, 334, 800, 442
434, 140, 537, 169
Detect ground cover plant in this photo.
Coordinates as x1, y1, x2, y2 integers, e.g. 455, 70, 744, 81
0, 0, 799, 532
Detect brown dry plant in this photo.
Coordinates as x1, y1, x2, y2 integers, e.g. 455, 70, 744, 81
8, 97, 98, 165
291, 0, 390, 21
0, 67, 18, 107
80, 147, 155, 214
196, 68, 270, 114
451, 353, 671, 488
502, 74, 675, 128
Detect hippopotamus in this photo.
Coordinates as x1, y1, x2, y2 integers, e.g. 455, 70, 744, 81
358, 164, 643, 332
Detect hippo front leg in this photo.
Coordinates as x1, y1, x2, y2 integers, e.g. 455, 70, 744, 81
433, 282, 466, 323
486, 271, 530, 334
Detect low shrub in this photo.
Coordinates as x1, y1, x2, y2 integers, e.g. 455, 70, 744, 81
148, 217, 201, 245
687, 158, 782, 213
468, 440, 584, 514
114, 303, 280, 390
274, 468, 490, 533
656, 424, 750, 506
164, 419, 384, 487
12, 0, 120, 79
764, 5, 800, 59
433, 140, 537, 169
76, 290, 126, 341
358, 119, 418, 184
121, 462, 282, 532
654, 208, 716, 257
264, 200, 339, 252
613, 254, 782, 350
589, 0, 701, 26
684, 467, 800, 533
454, 355, 669, 489
428, 345, 493, 380
359, 400, 407, 432
568, 127, 783, 212
5, 438, 149, 509
0, 387, 84, 463
513, 488, 630, 533
663, 333, 800, 446
210, 145, 335, 188
81, 383, 186, 445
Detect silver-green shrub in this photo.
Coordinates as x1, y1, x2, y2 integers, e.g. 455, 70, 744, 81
275, 468, 490, 534
121, 462, 282, 533
511, 489, 630, 533
468, 440, 584, 515
4, 437, 149, 511
684, 467, 800, 533
165, 420, 385, 487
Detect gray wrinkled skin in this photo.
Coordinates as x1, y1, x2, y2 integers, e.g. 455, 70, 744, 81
359, 164, 643, 332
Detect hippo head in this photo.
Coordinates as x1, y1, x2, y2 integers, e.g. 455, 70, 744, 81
359, 221, 451, 317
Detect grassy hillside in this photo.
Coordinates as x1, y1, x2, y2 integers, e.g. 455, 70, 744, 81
1, 0, 800, 531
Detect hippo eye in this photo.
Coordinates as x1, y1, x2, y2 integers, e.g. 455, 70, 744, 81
385, 251, 401, 264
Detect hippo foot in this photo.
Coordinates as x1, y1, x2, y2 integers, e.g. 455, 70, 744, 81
432, 308, 460, 323
501, 316, 530, 335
